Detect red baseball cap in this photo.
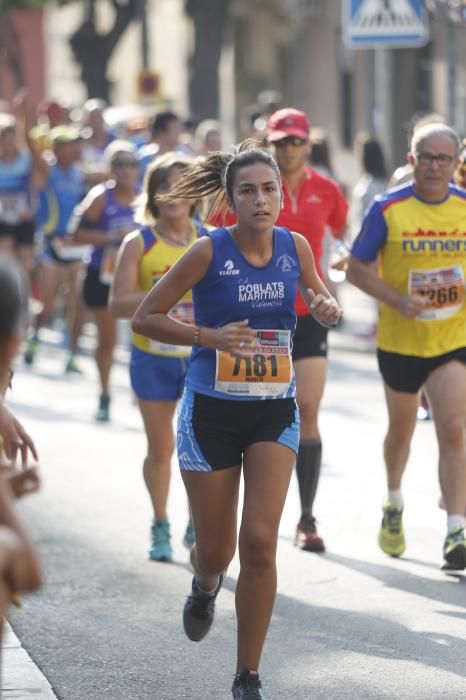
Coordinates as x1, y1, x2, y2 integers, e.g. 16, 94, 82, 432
266, 108, 310, 142
39, 100, 68, 119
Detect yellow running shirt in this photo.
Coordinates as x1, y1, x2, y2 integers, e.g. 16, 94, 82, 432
352, 183, 466, 357
132, 223, 199, 356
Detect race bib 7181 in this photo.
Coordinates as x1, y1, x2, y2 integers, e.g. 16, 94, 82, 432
215, 329, 291, 397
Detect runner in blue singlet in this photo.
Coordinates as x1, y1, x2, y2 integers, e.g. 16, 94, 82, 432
0, 93, 48, 284
72, 140, 139, 421
24, 125, 85, 372
132, 142, 342, 699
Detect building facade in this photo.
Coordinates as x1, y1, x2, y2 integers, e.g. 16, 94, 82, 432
3, 1, 464, 187
230, 0, 466, 179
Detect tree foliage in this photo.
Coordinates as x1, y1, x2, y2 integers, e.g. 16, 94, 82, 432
1, 0, 232, 114
0, 0, 140, 102
185, 0, 230, 120
69, 0, 139, 101
0, 0, 73, 12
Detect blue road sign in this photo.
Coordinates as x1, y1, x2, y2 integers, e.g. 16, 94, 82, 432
343, 0, 429, 48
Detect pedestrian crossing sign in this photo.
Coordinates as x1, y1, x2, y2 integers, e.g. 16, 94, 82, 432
343, 0, 429, 48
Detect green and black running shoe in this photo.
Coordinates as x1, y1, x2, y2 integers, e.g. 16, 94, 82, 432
443, 526, 466, 571
378, 504, 405, 557
24, 337, 39, 365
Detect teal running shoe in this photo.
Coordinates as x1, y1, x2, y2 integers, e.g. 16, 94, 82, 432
96, 394, 110, 422
149, 519, 173, 562
183, 520, 195, 549
65, 354, 82, 374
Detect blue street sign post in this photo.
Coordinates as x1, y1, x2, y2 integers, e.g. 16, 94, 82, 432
343, 0, 430, 48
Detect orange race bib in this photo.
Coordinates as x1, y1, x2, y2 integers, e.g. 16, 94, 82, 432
215, 329, 292, 397
409, 265, 465, 321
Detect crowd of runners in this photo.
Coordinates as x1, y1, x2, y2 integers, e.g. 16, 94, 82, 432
0, 90, 465, 698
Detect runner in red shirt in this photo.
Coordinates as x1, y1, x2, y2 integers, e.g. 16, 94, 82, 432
266, 108, 348, 552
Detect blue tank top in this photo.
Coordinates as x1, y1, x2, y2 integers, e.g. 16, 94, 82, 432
87, 185, 137, 269
186, 226, 301, 400
0, 151, 33, 225
0, 151, 32, 193
38, 164, 84, 238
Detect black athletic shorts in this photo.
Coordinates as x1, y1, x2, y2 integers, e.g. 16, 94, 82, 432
292, 314, 328, 361
0, 220, 35, 246
177, 389, 300, 471
377, 347, 466, 394
83, 265, 110, 309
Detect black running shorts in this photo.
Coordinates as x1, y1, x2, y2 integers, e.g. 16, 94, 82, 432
292, 314, 328, 361
0, 220, 35, 246
377, 347, 466, 394
177, 389, 300, 471
83, 265, 110, 309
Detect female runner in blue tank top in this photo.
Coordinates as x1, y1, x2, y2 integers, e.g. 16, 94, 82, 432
132, 142, 342, 700
73, 141, 139, 420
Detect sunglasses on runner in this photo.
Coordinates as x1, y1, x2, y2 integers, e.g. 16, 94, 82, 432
272, 136, 308, 148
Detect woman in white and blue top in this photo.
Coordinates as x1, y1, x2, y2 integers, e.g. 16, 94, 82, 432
132, 141, 342, 700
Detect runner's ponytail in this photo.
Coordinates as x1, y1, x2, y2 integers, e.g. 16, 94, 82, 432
159, 139, 280, 220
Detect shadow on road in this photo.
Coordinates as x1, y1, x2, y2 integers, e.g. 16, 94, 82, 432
10, 518, 466, 700
323, 551, 465, 610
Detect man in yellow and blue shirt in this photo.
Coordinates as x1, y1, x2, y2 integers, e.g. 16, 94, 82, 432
348, 123, 466, 570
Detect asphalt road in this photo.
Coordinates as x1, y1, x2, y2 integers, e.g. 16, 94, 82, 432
7, 285, 466, 699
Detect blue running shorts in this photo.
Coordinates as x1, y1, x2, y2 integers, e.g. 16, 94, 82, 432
130, 346, 188, 401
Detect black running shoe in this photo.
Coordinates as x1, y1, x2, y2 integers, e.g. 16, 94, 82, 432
232, 669, 263, 699
182, 574, 223, 641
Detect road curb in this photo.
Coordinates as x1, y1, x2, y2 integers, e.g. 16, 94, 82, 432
2, 621, 57, 699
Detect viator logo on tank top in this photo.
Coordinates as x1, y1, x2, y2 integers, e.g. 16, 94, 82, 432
219, 259, 240, 276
